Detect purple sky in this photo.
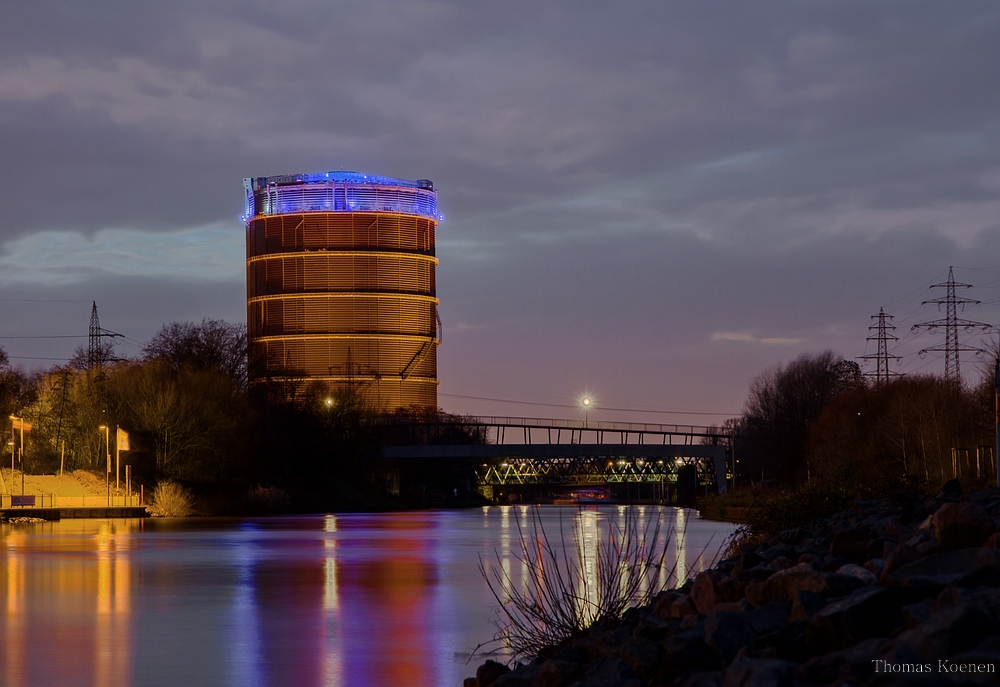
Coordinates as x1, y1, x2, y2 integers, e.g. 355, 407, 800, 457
2, 1, 1000, 424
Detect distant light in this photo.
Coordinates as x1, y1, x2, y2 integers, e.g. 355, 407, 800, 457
325, 398, 333, 407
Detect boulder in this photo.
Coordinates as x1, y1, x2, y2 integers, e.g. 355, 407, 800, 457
692, 570, 746, 614
765, 556, 796, 571
830, 529, 869, 563
476, 660, 510, 687
890, 547, 1000, 584
880, 544, 922, 582
704, 611, 756, 665
722, 657, 793, 687
895, 600, 998, 661
573, 657, 637, 687
670, 594, 699, 618
745, 565, 827, 608
493, 664, 540, 687
537, 660, 582, 687
835, 563, 878, 586
933, 502, 996, 549
805, 586, 904, 653
789, 590, 827, 623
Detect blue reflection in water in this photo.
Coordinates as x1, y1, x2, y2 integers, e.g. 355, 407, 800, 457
0, 508, 734, 687
229, 533, 264, 687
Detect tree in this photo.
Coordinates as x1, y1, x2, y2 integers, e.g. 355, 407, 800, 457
143, 319, 248, 389
734, 352, 861, 484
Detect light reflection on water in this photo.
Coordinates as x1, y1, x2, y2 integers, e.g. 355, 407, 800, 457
0, 507, 735, 687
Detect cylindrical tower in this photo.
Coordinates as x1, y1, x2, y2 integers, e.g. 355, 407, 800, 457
244, 171, 439, 409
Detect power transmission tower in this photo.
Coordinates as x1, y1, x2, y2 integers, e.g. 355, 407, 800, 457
87, 302, 124, 369
859, 307, 902, 384
911, 267, 991, 382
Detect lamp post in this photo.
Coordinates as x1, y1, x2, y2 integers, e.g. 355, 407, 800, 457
99, 425, 109, 504
581, 396, 592, 429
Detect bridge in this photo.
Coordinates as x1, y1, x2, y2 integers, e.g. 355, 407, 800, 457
377, 416, 730, 501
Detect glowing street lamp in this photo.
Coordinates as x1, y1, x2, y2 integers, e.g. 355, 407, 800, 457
581, 396, 592, 428
99, 425, 110, 503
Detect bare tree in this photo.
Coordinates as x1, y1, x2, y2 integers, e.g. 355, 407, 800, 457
143, 319, 248, 390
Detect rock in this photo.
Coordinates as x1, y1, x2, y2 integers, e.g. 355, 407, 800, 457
493, 664, 540, 687
691, 571, 746, 614
744, 565, 827, 607
704, 611, 755, 665
901, 598, 935, 629
765, 556, 795, 571
657, 636, 725, 684
942, 478, 963, 498
820, 572, 866, 597
794, 637, 896, 686
830, 529, 869, 563
789, 590, 827, 623
896, 599, 998, 661
572, 657, 636, 687
722, 657, 793, 687
671, 672, 724, 687
933, 502, 996, 549
835, 563, 878, 586
670, 594, 699, 618
476, 660, 510, 687
890, 547, 1000, 584
538, 659, 583, 687
880, 544, 922, 582
651, 590, 682, 617
751, 621, 808, 663
805, 586, 904, 653
592, 630, 662, 680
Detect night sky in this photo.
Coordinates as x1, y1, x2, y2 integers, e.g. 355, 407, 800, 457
2, 1, 999, 423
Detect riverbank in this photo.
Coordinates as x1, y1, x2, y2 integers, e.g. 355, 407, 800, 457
469, 481, 1000, 686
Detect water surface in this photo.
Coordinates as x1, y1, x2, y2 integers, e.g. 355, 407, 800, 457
0, 506, 736, 687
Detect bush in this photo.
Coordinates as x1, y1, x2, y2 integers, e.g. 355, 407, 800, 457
480, 507, 679, 661
147, 481, 194, 517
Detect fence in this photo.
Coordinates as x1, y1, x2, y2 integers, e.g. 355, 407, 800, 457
0, 494, 142, 509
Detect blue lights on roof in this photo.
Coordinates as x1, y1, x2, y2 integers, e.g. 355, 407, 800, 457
243, 170, 438, 223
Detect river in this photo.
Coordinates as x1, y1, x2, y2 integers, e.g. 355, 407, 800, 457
0, 506, 736, 687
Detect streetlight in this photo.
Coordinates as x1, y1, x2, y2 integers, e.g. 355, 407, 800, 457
581, 396, 592, 428
99, 425, 109, 504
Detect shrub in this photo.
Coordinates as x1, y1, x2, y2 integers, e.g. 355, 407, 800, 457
147, 481, 194, 517
480, 506, 681, 661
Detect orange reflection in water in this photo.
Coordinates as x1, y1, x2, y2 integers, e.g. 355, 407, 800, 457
336, 513, 437, 687
1, 520, 138, 687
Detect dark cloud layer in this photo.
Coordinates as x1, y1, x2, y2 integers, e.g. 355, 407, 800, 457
1, 1, 999, 420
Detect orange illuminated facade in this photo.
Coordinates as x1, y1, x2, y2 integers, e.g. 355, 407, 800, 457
244, 171, 440, 409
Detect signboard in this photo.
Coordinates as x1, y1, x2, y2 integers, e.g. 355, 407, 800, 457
10, 417, 31, 432
11, 495, 35, 507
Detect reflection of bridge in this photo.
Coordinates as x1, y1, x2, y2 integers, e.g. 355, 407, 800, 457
379, 416, 729, 498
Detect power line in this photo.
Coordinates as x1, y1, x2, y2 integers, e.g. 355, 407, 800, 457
0, 335, 87, 339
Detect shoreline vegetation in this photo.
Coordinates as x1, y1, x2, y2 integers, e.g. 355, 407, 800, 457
468, 481, 1000, 687
0, 319, 491, 516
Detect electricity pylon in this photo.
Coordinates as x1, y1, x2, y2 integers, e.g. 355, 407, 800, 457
911, 267, 991, 382
87, 302, 123, 369
859, 307, 902, 384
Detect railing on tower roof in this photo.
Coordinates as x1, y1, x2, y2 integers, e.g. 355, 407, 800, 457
242, 170, 439, 222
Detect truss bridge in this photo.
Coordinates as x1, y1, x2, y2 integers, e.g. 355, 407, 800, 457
378, 416, 729, 499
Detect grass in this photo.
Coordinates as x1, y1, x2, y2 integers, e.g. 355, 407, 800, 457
479, 506, 680, 661
147, 481, 194, 517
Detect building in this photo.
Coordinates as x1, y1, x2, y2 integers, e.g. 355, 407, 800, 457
244, 171, 440, 409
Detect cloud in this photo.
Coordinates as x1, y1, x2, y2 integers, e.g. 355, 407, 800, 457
712, 332, 802, 345
0, 224, 243, 287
